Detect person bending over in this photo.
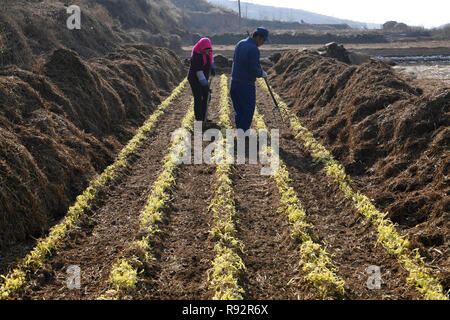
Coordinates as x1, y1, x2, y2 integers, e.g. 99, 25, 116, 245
187, 38, 216, 122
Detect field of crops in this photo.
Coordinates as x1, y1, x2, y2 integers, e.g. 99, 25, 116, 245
0, 73, 448, 301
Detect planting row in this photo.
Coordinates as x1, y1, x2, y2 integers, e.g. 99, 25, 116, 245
99, 103, 195, 299
0, 79, 188, 299
257, 78, 448, 300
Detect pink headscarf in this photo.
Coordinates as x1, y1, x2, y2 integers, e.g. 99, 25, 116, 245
191, 38, 214, 66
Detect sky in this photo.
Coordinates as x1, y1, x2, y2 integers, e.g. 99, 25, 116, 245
243, 0, 450, 28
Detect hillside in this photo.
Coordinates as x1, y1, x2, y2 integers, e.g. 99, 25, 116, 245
0, 0, 186, 68
171, 0, 357, 37
207, 0, 370, 28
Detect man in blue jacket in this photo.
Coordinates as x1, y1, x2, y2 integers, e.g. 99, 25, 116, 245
230, 27, 270, 133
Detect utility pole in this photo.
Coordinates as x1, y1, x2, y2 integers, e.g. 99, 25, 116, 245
238, 0, 241, 31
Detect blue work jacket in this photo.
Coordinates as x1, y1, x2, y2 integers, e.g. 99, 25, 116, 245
231, 37, 263, 85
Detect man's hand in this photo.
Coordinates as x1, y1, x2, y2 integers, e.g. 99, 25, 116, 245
262, 70, 268, 79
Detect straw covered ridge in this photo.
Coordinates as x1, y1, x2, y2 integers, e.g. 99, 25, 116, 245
268, 51, 449, 293
0, 45, 185, 249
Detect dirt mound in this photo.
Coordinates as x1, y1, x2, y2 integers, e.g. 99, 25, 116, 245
0, 46, 185, 249
214, 54, 232, 68
268, 52, 282, 64
269, 50, 449, 269
213, 54, 232, 74
183, 53, 232, 74
96, 0, 186, 50
318, 42, 351, 64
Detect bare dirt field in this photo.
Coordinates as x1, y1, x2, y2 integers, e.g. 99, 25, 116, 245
183, 40, 450, 84
183, 40, 450, 59
395, 64, 450, 84
4, 74, 437, 300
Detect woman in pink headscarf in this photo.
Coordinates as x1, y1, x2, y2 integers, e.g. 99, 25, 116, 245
187, 38, 216, 122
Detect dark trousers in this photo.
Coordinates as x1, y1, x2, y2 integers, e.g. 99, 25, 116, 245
230, 80, 256, 132
189, 81, 208, 121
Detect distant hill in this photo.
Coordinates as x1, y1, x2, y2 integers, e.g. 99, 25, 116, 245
171, 0, 366, 37
207, 0, 372, 29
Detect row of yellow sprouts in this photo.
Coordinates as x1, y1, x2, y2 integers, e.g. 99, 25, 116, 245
0, 79, 188, 299
207, 75, 246, 300
99, 103, 195, 299
258, 78, 448, 300
253, 107, 345, 299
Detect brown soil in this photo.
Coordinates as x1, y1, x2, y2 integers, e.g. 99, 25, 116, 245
0, 45, 185, 251
119, 77, 303, 300
232, 163, 302, 300
1, 70, 442, 300
2, 41, 447, 300
268, 50, 449, 293
228, 97, 303, 300
137, 77, 221, 300
256, 83, 422, 299
137, 77, 305, 300
11, 84, 193, 300
140, 162, 217, 300
4, 0, 445, 303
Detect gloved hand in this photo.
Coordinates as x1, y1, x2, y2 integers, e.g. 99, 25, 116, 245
262, 70, 268, 79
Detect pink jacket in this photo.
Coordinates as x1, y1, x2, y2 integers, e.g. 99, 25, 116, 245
191, 38, 214, 66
